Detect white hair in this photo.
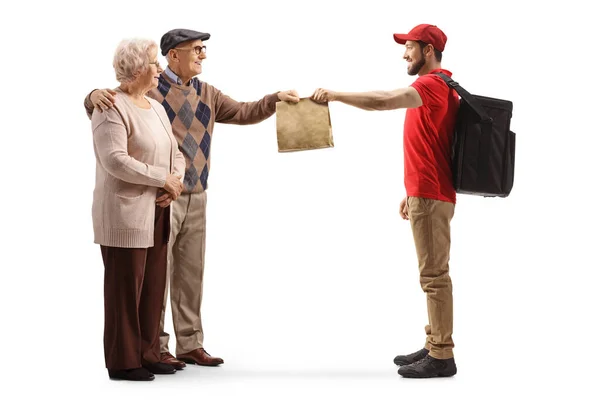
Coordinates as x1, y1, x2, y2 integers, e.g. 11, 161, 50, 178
112, 38, 158, 83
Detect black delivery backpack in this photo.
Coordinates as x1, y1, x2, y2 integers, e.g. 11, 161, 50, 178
435, 73, 515, 198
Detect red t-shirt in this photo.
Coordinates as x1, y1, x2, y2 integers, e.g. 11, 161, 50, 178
404, 68, 459, 204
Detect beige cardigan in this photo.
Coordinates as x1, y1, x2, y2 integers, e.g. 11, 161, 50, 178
91, 90, 185, 248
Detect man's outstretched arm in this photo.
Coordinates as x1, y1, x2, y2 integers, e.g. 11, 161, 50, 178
310, 87, 422, 111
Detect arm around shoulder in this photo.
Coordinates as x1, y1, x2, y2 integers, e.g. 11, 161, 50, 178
84, 89, 98, 120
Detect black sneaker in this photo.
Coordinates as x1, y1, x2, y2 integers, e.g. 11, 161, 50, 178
143, 362, 176, 375
397, 355, 457, 378
393, 348, 429, 366
108, 367, 155, 381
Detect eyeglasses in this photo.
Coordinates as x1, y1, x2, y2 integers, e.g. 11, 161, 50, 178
149, 60, 161, 68
174, 45, 207, 55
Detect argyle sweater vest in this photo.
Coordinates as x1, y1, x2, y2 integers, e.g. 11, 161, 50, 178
146, 72, 279, 193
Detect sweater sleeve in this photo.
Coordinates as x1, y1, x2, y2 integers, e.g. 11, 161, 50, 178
92, 109, 168, 187
213, 86, 279, 125
84, 90, 96, 120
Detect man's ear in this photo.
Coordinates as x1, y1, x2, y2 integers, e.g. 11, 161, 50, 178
168, 49, 178, 62
424, 44, 434, 58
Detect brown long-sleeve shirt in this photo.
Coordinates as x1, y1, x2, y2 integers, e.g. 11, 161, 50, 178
85, 71, 279, 193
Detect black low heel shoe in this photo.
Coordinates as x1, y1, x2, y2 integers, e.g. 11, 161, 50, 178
142, 362, 176, 375
108, 367, 155, 381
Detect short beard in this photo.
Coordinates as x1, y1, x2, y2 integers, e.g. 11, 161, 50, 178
407, 55, 426, 76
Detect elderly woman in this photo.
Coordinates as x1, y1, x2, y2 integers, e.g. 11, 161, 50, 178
90, 38, 185, 381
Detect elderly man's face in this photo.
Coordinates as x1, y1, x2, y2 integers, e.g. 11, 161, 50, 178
172, 39, 207, 78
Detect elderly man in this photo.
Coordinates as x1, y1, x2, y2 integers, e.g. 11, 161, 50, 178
85, 28, 299, 368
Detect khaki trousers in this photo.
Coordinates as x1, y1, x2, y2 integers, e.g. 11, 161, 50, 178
407, 196, 455, 359
159, 191, 207, 355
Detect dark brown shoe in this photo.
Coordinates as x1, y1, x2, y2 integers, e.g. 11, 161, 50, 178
160, 352, 186, 370
177, 348, 224, 366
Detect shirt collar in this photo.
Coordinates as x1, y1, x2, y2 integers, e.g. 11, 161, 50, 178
165, 66, 188, 86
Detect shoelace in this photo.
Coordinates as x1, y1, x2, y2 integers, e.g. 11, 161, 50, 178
410, 356, 430, 366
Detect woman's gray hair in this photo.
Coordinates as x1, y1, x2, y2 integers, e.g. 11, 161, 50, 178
112, 38, 158, 83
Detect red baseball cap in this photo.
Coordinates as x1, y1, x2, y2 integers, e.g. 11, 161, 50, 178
393, 24, 447, 52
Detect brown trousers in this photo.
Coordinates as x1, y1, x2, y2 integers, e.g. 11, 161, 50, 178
101, 205, 170, 370
407, 196, 455, 359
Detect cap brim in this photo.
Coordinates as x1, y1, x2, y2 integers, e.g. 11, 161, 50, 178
393, 33, 411, 44
197, 33, 210, 41
181, 32, 210, 43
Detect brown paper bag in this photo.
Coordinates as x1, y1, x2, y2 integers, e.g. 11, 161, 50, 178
276, 98, 334, 152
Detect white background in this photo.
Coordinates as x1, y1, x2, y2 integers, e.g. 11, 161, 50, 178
1, 0, 598, 398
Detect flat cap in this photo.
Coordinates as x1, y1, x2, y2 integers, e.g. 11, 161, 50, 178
160, 28, 210, 56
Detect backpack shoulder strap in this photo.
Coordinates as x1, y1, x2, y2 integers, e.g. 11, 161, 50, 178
434, 72, 492, 123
